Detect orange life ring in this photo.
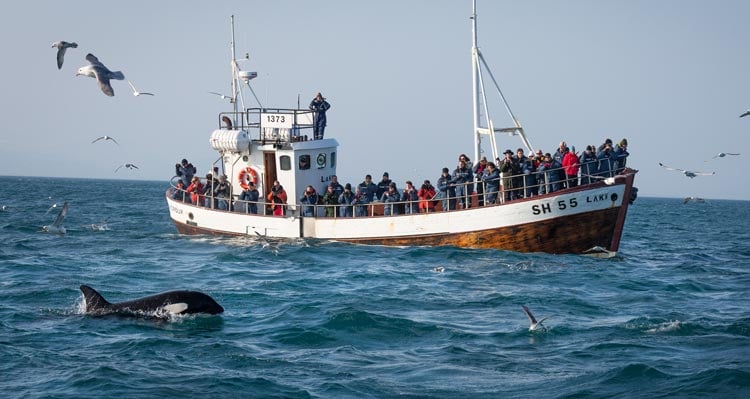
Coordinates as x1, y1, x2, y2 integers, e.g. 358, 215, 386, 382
238, 167, 258, 190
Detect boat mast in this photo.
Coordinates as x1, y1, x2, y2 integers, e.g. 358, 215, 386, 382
471, 0, 533, 162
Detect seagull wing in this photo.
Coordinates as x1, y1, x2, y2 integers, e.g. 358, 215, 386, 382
56, 47, 67, 69
740, 110, 750, 118
127, 80, 137, 94
114, 164, 124, 172
91, 136, 104, 143
658, 162, 685, 172
521, 305, 538, 324
129, 164, 139, 169
108, 137, 119, 145
52, 202, 68, 227
95, 71, 115, 97
85, 53, 104, 67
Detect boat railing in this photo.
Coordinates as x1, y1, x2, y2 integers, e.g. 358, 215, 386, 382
168, 158, 625, 219
218, 108, 316, 145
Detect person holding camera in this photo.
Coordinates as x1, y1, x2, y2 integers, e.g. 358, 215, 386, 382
309, 92, 331, 140
300, 185, 319, 217
417, 180, 437, 213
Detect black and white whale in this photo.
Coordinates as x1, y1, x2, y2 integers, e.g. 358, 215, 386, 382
79, 285, 224, 317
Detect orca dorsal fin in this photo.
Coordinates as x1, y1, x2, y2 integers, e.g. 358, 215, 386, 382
79, 285, 113, 312
163, 303, 189, 314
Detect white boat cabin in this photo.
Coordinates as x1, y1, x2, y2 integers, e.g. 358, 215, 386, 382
209, 108, 338, 212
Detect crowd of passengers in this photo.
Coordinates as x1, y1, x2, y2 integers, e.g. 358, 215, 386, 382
170, 137, 629, 217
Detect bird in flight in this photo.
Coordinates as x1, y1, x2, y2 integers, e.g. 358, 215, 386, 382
76, 53, 125, 96
127, 80, 154, 96
42, 201, 68, 235
91, 135, 119, 145
51, 41, 77, 69
658, 163, 715, 178
115, 163, 139, 172
740, 109, 750, 118
209, 91, 234, 103
710, 152, 740, 159
521, 305, 550, 331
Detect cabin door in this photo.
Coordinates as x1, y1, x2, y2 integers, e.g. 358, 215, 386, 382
263, 152, 277, 195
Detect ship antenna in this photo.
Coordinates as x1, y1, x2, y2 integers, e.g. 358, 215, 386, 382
471, 0, 533, 162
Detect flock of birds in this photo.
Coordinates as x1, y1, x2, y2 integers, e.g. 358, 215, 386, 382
53, 40, 146, 173
654, 111, 748, 183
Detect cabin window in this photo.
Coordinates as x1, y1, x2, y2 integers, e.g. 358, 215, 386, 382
298, 155, 310, 170
330, 152, 336, 168
280, 155, 291, 170
316, 153, 326, 169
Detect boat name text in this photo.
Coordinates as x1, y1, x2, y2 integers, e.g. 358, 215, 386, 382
531, 198, 578, 215
169, 204, 183, 215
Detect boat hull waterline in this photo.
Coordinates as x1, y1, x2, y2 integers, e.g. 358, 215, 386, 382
167, 173, 635, 256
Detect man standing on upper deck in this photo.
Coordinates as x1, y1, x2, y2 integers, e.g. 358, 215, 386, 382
309, 92, 331, 140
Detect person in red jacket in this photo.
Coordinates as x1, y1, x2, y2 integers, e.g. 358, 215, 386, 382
562, 146, 580, 188
417, 180, 437, 213
266, 180, 288, 216
186, 176, 205, 206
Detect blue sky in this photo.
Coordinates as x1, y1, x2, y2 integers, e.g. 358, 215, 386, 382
2, 0, 749, 200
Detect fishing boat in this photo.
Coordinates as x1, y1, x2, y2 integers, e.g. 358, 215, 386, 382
165, 2, 638, 257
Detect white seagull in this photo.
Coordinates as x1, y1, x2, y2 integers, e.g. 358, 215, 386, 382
209, 91, 234, 103
658, 163, 715, 178
740, 110, 750, 118
521, 305, 550, 331
115, 163, 139, 172
711, 152, 740, 159
42, 201, 68, 235
127, 80, 154, 96
587, 173, 629, 186
51, 41, 77, 69
91, 135, 119, 145
76, 53, 125, 97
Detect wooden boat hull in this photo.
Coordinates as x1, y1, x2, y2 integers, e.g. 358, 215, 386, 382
167, 170, 636, 256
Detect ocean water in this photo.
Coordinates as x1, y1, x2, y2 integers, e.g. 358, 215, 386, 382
0, 176, 748, 398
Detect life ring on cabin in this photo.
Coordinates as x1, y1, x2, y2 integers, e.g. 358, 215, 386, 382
238, 167, 259, 190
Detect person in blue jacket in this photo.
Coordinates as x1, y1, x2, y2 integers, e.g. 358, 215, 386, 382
613, 138, 629, 173
481, 162, 500, 205
437, 167, 457, 211
338, 183, 355, 217
309, 92, 331, 140
358, 174, 378, 203
381, 182, 401, 216
352, 186, 370, 217
597, 142, 615, 177
300, 185, 319, 217
239, 181, 260, 214
452, 159, 474, 209
579, 145, 598, 184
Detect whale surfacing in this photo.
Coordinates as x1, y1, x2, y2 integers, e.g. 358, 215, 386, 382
80, 285, 224, 317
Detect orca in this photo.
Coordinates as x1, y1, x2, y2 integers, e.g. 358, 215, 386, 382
79, 285, 224, 317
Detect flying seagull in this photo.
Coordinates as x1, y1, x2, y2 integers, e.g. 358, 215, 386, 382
209, 91, 234, 103
127, 80, 154, 96
115, 163, 139, 172
51, 41, 77, 69
76, 53, 125, 96
42, 201, 68, 235
521, 305, 550, 331
740, 110, 750, 118
711, 152, 740, 159
586, 173, 629, 186
45, 203, 58, 214
91, 135, 119, 145
658, 162, 715, 178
